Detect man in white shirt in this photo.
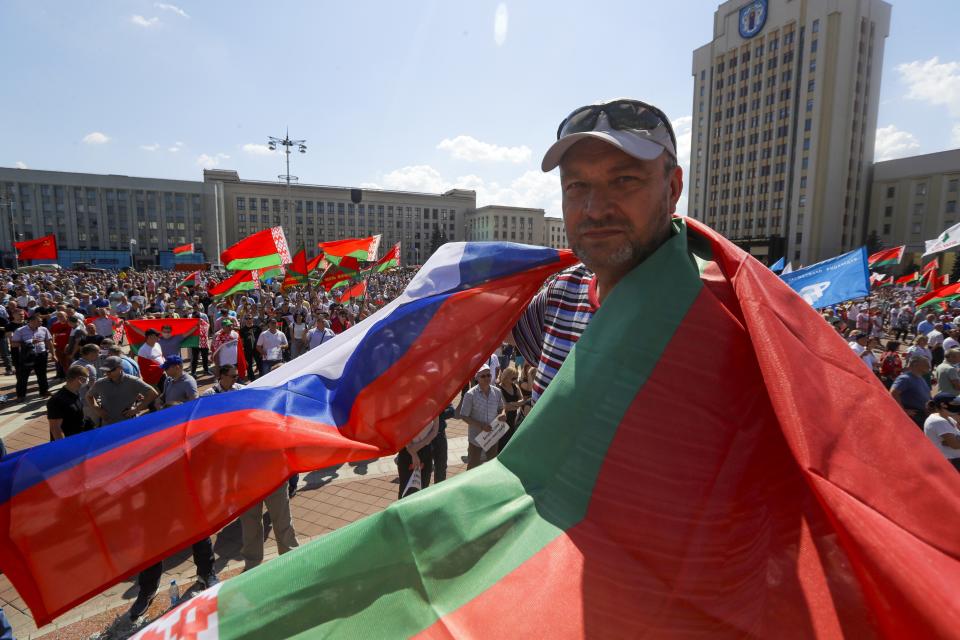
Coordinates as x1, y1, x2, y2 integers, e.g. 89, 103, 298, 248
137, 329, 164, 365
944, 329, 960, 352
257, 318, 288, 372
459, 364, 504, 470
11, 313, 53, 400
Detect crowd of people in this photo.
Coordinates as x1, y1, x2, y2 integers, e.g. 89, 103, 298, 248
0, 263, 431, 621
831, 287, 960, 469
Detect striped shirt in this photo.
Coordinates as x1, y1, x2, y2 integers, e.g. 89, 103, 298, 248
512, 264, 599, 400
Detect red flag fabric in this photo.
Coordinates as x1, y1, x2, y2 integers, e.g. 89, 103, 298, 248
895, 272, 918, 285
916, 281, 960, 308
208, 270, 259, 298
220, 227, 292, 270
318, 236, 381, 262
14, 234, 57, 261
339, 280, 366, 303
922, 257, 939, 274
866, 245, 905, 267
306, 253, 324, 273
172, 242, 194, 255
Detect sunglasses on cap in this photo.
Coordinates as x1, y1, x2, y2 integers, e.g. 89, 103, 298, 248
556, 99, 677, 156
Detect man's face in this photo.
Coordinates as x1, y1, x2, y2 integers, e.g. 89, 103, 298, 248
166, 364, 182, 378
559, 139, 682, 274
477, 371, 492, 389
220, 371, 237, 390
107, 367, 123, 381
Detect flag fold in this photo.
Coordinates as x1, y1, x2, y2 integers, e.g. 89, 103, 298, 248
138, 218, 960, 640
0, 242, 575, 625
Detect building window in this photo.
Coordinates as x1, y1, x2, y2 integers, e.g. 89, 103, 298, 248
912, 223, 922, 234
886, 186, 895, 198
948, 179, 958, 193
947, 201, 957, 214
812, 19, 820, 33
916, 183, 928, 196
884, 206, 893, 217
883, 223, 891, 234
811, 40, 818, 53
235, 197, 245, 210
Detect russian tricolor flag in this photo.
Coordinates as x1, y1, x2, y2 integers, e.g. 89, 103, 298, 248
0, 242, 576, 625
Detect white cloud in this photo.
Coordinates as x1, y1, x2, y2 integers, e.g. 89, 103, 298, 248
494, 3, 508, 46
953, 124, 960, 147
196, 153, 230, 168
437, 135, 531, 163
897, 57, 960, 117
168, 141, 184, 153
130, 15, 160, 27
672, 115, 692, 216
14, 161, 27, 169
241, 143, 276, 156
139, 143, 160, 152
874, 124, 921, 161
82, 131, 110, 145
365, 165, 562, 217
154, 2, 189, 18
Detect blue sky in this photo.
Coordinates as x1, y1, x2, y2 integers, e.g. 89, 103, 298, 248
1, 0, 958, 218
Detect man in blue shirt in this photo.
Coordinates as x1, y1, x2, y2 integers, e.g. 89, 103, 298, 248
917, 313, 935, 337
891, 355, 932, 428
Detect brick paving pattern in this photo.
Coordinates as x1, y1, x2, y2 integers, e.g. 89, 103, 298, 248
0, 365, 475, 639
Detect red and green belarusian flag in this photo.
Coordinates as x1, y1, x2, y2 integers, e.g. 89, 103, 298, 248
318, 235, 381, 266
178, 270, 201, 288
916, 281, 960, 309
318, 265, 354, 291
282, 248, 325, 289
125, 318, 201, 384
372, 242, 401, 273
867, 245, 905, 268
338, 280, 366, 303
258, 265, 284, 282
208, 269, 259, 298
172, 242, 194, 255
895, 271, 919, 285
136, 218, 960, 640
221, 227, 292, 271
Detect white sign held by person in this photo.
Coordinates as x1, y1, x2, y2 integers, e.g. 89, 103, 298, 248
923, 221, 960, 256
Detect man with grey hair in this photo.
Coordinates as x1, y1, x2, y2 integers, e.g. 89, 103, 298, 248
891, 355, 933, 429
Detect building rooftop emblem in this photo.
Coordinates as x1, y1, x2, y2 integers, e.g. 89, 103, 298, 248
739, 0, 767, 39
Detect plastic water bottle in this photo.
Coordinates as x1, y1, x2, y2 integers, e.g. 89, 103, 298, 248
168, 579, 180, 607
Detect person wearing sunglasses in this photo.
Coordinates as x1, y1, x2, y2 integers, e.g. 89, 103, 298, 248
512, 99, 683, 403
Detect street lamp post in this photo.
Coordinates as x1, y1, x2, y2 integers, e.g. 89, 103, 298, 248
268, 129, 307, 246
129, 238, 137, 269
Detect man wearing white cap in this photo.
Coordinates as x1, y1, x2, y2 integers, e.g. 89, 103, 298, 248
512, 99, 682, 401
459, 363, 503, 469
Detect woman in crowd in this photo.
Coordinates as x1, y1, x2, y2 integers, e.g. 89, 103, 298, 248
290, 312, 309, 360
497, 365, 525, 453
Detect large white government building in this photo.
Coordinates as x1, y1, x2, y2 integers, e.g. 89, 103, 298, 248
689, 0, 892, 265
0, 166, 567, 269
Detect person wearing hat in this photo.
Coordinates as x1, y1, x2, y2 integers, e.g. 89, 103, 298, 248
137, 328, 164, 366
511, 98, 682, 403
46, 364, 94, 440
85, 356, 158, 426
459, 363, 504, 469
923, 392, 960, 471
156, 355, 198, 408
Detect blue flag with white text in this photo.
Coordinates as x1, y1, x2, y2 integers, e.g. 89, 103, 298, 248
769, 256, 785, 272
780, 247, 870, 309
